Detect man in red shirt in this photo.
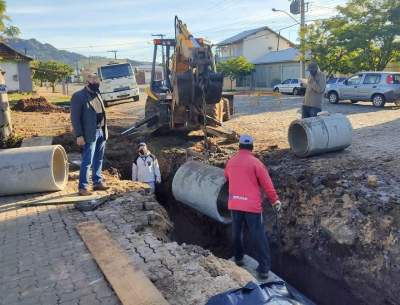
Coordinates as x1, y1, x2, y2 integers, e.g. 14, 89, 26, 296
224, 135, 282, 279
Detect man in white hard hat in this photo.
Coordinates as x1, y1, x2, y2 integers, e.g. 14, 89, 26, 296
224, 134, 282, 279
71, 72, 109, 196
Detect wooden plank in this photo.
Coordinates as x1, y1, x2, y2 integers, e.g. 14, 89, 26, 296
76, 221, 169, 305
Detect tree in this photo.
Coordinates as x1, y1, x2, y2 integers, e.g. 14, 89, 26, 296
304, 0, 400, 75
31, 60, 74, 92
217, 56, 255, 90
0, 0, 20, 37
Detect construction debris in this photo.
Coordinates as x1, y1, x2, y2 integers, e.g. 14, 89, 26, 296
12, 97, 67, 113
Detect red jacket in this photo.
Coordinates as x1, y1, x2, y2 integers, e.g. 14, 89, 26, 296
224, 150, 279, 213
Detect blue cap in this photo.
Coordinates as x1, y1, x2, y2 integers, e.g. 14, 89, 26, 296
239, 134, 253, 145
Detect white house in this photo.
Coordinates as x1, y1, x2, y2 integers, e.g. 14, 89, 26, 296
216, 26, 294, 62
0, 42, 33, 92
216, 26, 295, 89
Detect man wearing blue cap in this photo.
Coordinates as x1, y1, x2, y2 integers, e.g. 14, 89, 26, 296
224, 134, 282, 279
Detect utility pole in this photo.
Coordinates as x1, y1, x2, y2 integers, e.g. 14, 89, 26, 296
108, 50, 118, 60
152, 34, 166, 79
300, 0, 306, 78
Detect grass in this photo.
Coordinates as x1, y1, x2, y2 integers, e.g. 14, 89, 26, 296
8, 92, 71, 107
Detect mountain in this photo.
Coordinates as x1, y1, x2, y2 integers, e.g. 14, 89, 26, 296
4, 38, 151, 68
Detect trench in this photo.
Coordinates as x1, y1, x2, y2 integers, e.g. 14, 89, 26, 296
103, 134, 365, 305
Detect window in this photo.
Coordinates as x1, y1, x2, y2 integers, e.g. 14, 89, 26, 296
338, 77, 347, 83
100, 64, 133, 80
347, 75, 362, 85
291, 79, 299, 84
363, 74, 381, 85
392, 74, 400, 84
282, 79, 291, 84
327, 78, 337, 84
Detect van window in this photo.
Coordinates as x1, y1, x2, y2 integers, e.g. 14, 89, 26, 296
363, 74, 381, 84
282, 79, 291, 84
347, 74, 362, 85
291, 79, 299, 84
100, 64, 133, 80
393, 74, 400, 84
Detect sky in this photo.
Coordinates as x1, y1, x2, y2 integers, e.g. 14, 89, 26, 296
6, 0, 348, 62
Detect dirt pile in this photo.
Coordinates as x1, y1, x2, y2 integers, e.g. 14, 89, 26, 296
12, 97, 67, 113
260, 150, 400, 305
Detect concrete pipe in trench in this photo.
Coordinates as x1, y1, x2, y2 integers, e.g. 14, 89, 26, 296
288, 113, 352, 157
0, 145, 69, 196
172, 161, 231, 224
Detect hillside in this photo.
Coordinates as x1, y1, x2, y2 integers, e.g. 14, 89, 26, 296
4, 38, 150, 67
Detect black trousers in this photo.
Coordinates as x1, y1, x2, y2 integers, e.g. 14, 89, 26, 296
302, 105, 321, 118
231, 210, 271, 273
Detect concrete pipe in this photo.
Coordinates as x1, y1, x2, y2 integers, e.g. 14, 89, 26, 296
172, 161, 230, 224
288, 113, 352, 157
0, 145, 69, 196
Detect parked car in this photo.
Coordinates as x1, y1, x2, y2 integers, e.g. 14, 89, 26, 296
273, 78, 307, 95
325, 72, 400, 107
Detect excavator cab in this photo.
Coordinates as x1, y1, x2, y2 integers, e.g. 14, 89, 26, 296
122, 16, 232, 136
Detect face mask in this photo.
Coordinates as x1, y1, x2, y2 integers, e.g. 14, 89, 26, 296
88, 82, 100, 92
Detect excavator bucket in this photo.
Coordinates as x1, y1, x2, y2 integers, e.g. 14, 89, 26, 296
175, 71, 224, 106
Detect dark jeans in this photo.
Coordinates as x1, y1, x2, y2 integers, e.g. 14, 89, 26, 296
302, 105, 321, 119
79, 128, 106, 190
232, 210, 271, 273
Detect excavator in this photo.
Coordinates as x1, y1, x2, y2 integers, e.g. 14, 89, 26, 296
122, 16, 234, 136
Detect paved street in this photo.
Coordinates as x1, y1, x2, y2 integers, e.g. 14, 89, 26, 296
0, 204, 120, 305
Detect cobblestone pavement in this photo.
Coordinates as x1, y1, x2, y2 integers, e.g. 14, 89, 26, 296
0, 204, 120, 305
0, 189, 253, 305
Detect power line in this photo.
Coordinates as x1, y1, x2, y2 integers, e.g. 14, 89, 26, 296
107, 50, 118, 59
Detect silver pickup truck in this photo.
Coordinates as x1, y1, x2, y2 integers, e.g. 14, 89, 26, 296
325, 72, 400, 107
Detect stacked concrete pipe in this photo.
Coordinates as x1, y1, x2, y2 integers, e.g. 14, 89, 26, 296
288, 113, 353, 157
0, 145, 69, 196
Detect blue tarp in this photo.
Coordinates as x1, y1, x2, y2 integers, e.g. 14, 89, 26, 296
206, 281, 305, 305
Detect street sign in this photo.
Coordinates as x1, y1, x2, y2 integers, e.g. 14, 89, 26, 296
290, 0, 300, 15
0, 84, 7, 93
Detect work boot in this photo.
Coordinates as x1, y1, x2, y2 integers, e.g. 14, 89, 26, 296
93, 182, 109, 191
79, 188, 93, 196
257, 271, 270, 280
234, 258, 244, 267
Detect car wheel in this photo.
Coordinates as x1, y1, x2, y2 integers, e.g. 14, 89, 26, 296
372, 94, 385, 108
273, 87, 279, 93
350, 100, 358, 104
293, 88, 299, 95
328, 91, 339, 104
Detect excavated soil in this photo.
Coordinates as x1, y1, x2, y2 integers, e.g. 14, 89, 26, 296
12, 97, 67, 113
131, 136, 400, 305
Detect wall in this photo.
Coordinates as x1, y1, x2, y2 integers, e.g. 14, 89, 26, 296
236, 62, 301, 90
17, 62, 33, 92
0, 61, 19, 91
243, 29, 292, 62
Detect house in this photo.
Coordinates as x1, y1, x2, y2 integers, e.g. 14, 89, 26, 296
250, 47, 303, 89
135, 64, 163, 85
0, 42, 33, 92
215, 26, 295, 89
216, 26, 294, 62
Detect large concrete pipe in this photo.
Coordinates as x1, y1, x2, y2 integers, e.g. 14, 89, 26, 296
0, 145, 69, 196
172, 161, 230, 224
288, 113, 352, 157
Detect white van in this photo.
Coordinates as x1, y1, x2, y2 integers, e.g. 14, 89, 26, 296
97, 63, 140, 106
